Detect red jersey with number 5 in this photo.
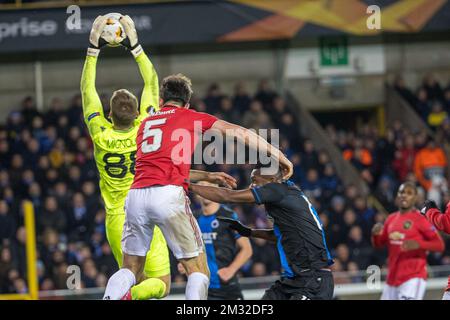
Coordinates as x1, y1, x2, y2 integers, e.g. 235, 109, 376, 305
131, 105, 217, 191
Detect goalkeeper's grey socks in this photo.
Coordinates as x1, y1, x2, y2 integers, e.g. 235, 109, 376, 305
185, 272, 209, 300
103, 268, 136, 300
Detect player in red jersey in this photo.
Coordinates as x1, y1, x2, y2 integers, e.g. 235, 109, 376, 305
420, 199, 450, 300
103, 74, 293, 300
371, 182, 445, 300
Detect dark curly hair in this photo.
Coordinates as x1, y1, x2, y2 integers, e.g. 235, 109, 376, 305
160, 73, 193, 106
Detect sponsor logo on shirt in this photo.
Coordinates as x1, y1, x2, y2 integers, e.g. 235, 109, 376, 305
389, 231, 405, 242
202, 232, 218, 244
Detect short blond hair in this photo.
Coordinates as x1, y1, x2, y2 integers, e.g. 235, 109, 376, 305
110, 89, 138, 126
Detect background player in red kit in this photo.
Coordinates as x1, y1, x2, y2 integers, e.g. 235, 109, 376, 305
103, 73, 293, 300
372, 182, 445, 300
420, 199, 450, 300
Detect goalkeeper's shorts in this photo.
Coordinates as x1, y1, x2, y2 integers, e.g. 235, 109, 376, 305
105, 213, 170, 278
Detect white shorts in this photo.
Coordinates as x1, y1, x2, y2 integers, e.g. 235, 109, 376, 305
443, 291, 450, 300
381, 278, 426, 300
122, 185, 203, 260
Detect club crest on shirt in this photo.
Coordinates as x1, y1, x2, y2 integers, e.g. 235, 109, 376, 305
403, 220, 413, 230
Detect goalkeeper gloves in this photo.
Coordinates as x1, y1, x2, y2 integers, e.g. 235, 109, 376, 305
87, 15, 108, 57
217, 216, 252, 237
119, 15, 143, 58
420, 199, 438, 215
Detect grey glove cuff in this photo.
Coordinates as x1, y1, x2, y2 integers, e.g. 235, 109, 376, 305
87, 47, 100, 57
131, 44, 143, 58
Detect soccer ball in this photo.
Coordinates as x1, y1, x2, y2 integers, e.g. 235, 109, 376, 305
101, 13, 126, 47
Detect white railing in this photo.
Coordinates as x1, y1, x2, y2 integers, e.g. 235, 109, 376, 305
37, 265, 450, 300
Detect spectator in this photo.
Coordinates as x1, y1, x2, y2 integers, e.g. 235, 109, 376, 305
393, 75, 416, 106
39, 196, 67, 235
335, 244, 351, 270
374, 176, 397, 213
421, 74, 443, 103
81, 259, 99, 288
21, 96, 39, 127
67, 193, 90, 241
302, 168, 322, 200
321, 164, 341, 202
347, 225, 371, 269
254, 79, 276, 109
443, 88, 450, 113
46, 97, 65, 127
414, 139, 447, 192
242, 100, 272, 130
279, 113, 301, 149
414, 88, 432, 120
203, 83, 223, 114
250, 238, 280, 275
0, 200, 15, 242
216, 96, 240, 124
392, 134, 416, 182
66, 94, 83, 128
232, 81, 251, 114
353, 196, 376, 236
427, 102, 448, 130
302, 139, 319, 170
0, 139, 10, 169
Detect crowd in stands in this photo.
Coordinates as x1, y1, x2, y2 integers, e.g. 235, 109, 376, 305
1, 78, 449, 294
394, 74, 450, 135
392, 74, 450, 205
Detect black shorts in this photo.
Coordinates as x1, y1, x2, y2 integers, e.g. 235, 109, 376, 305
261, 270, 334, 300
208, 287, 244, 300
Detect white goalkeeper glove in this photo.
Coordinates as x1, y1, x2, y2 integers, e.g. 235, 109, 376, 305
87, 15, 108, 57
119, 15, 143, 58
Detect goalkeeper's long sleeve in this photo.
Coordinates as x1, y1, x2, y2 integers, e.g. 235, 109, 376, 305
80, 55, 106, 136
135, 51, 159, 116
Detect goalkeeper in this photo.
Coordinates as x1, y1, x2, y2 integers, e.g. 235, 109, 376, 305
81, 15, 169, 300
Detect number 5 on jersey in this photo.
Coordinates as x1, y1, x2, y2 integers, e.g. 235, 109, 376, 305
142, 118, 167, 153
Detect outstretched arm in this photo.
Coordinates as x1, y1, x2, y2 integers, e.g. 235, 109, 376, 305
188, 170, 237, 189
425, 202, 450, 234
371, 222, 389, 248
189, 183, 255, 203
81, 55, 103, 122
211, 120, 293, 180
120, 15, 159, 118
135, 51, 159, 117
250, 229, 277, 243
217, 216, 276, 243
81, 16, 109, 137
